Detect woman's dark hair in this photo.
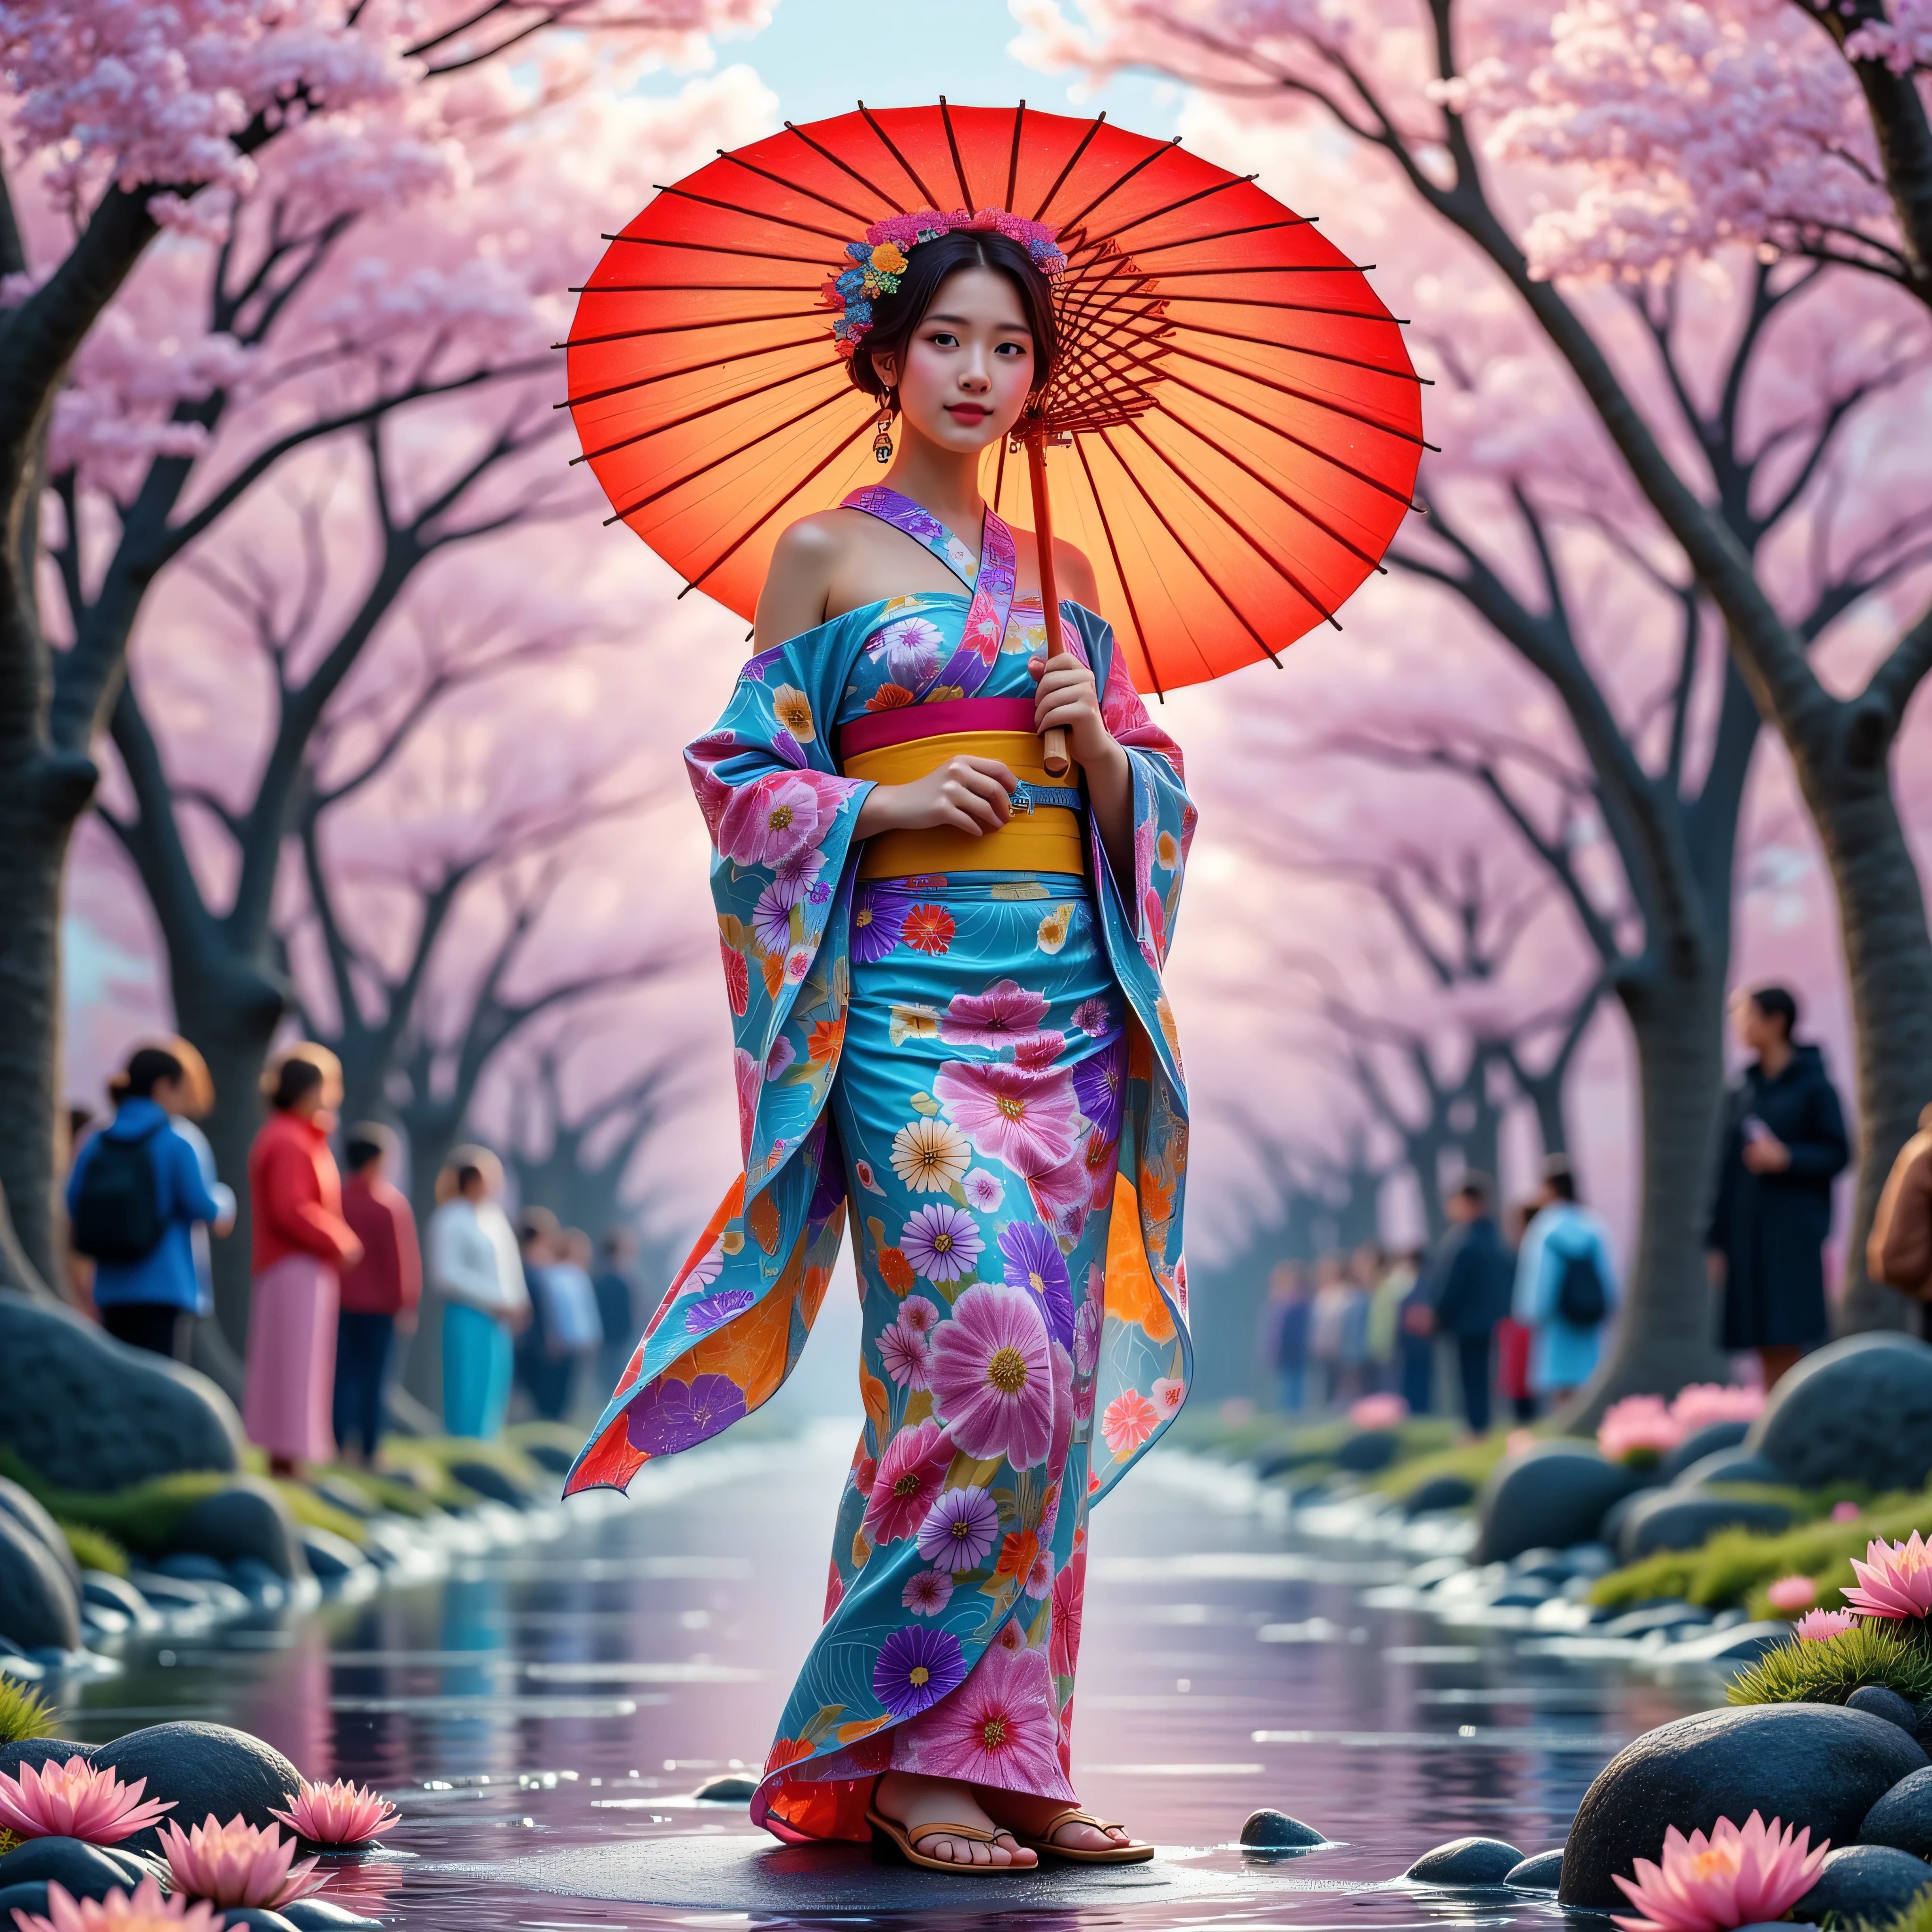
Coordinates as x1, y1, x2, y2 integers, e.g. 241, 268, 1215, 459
111, 1047, 185, 1103
345, 1122, 396, 1173
1748, 983, 1799, 1039
848, 230, 1058, 404
266, 1053, 326, 1114
1542, 1162, 1579, 1204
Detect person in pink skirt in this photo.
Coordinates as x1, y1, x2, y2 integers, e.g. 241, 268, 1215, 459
245, 1044, 362, 1477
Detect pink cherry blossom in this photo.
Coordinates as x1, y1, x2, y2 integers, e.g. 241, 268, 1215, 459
1610, 1812, 1827, 1932
1597, 1394, 1682, 1464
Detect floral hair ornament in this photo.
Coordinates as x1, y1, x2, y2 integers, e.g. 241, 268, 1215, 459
823, 208, 1068, 365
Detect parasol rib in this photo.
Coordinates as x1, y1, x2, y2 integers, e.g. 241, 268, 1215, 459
1072, 431, 1166, 699
1169, 342, 1434, 448
1005, 103, 1025, 212
1056, 137, 1185, 235
857, 103, 944, 209
783, 120, 908, 215
558, 307, 824, 351
651, 183, 854, 247
1094, 170, 1260, 241
714, 150, 874, 226
1030, 114, 1108, 224
555, 328, 831, 410
598, 234, 834, 269
571, 359, 835, 466
938, 97, 975, 209
1174, 315, 1425, 384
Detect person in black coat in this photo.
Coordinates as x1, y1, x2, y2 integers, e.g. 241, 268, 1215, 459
1707, 983, 1849, 1389
1417, 1173, 1516, 1436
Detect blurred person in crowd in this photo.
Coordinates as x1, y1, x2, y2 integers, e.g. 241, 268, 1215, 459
1494, 1201, 1536, 1423
1261, 1260, 1311, 1413
527, 1226, 603, 1421
1398, 1250, 1435, 1416
67, 1041, 233, 1361
247, 1044, 361, 1477
592, 1229, 641, 1398
429, 1148, 528, 1438
1349, 1242, 1393, 1393
1367, 1247, 1416, 1395
333, 1124, 421, 1468
1309, 1251, 1365, 1407
1416, 1174, 1515, 1437
1515, 1159, 1617, 1407
516, 1206, 562, 1412
1870, 1102, 1932, 1316
1707, 984, 1849, 1390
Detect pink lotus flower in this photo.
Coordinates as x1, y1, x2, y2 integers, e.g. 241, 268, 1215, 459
1349, 1392, 1408, 1430
10, 1876, 220, 1932
158, 1815, 329, 1909
1793, 1608, 1857, 1641
895, 1639, 1064, 1790
928, 1284, 1055, 1467
1765, 1575, 1817, 1614
934, 1059, 1080, 1174
1506, 1428, 1538, 1456
269, 1777, 397, 1846
1668, 1382, 1765, 1432
1832, 1500, 1862, 1523
1597, 1394, 1682, 1464
861, 1419, 955, 1547
1611, 1812, 1827, 1932
939, 978, 1049, 1048
1845, 1532, 1932, 1620
0, 1757, 175, 1844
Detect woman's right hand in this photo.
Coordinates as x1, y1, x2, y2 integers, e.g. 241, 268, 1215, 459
854, 756, 1018, 840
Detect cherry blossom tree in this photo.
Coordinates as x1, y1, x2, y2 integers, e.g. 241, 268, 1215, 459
0, 0, 774, 1283
1022, 4, 1932, 1345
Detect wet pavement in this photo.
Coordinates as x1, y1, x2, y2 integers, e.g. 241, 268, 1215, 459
46, 1427, 1729, 1928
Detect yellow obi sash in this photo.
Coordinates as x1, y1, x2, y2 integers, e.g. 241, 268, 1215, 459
843, 727, 1086, 880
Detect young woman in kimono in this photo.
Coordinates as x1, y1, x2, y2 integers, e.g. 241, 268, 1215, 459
565, 208, 1196, 1874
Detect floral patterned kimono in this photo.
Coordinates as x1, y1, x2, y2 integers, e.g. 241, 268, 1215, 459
565, 486, 1195, 1843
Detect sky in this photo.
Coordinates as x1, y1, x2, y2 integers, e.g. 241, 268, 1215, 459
642, 0, 1186, 141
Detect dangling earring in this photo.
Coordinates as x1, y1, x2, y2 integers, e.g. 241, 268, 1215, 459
872, 389, 896, 465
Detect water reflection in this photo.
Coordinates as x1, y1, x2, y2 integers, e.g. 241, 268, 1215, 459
45, 1431, 1727, 1929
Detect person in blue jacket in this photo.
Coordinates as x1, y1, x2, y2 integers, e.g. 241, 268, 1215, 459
67, 1042, 233, 1361
1514, 1160, 1617, 1405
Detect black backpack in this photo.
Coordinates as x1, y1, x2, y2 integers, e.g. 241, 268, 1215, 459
70, 1120, 167, 1263
1556, 1244, 1607, 1327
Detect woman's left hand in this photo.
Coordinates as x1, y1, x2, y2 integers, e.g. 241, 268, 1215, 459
1030, 653, 1121, 772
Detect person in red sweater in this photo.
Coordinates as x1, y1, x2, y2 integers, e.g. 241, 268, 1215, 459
246, 1044, 362, 1477
333, 1122, 421, 1468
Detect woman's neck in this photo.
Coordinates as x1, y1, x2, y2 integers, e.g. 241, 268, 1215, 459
880, 432, 985, 542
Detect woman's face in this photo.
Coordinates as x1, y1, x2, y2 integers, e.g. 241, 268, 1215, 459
874, 265, 1038, 456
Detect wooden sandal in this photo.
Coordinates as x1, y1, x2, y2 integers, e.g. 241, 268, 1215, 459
1012, 1807, 1155, 1865
865, 1803, 1033, 1874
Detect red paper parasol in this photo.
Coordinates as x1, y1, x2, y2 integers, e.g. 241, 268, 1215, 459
564, 101, 1424, 695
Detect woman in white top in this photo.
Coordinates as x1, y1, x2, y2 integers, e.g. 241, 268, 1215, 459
427, 1146, 529, 1439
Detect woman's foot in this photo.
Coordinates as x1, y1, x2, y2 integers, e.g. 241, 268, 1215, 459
873, 1770, 1037, 1868
990, 1789, 1142, 1855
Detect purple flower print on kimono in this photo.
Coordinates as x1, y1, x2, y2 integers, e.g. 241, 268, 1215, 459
940, 978, 1049, 1049
626, 1373, 747, 1455
897, 1641, 1062, 1788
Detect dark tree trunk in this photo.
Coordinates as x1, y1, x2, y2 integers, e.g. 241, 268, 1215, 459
1568, 965, 1735, 1423
1795, 725, 1932, 1333
0, 756, 94, 1284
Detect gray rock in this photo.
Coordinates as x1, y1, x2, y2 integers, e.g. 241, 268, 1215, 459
1563, 1541, 1616, 1576
1791, 1843, 1932, 1924
90, 1721, 304, 1853
447, 1458, 533, 1507
0, 1508, 80, 1651
0, 1477, 77, 1584
1559, 1703, 1927, 1908
1240, 1808, 1327, 1849
1474, 1445, 1648, 1565
80, 1572, 158, 1628
126, 1569, 218, 1610
0, 1293, 241, 1490
1659, 1621, 1792, 1665
1402, 1474, 1476, 1516
82, 1601, 130, 1638
1334, 1430, 1398, 1473
0, 1837, 152, 1900
214, 1912, 300, 1931
307, 1476, 375, 1520
1253, 1446, 1329, 1481
1674, 1448, 1785, 1489
520, 1441, 575, 1476
1406, 1836, 1524, 1885
0, 1740, 95, 1784
692, 1774, 758, 1802
1599, 1489, 1650, 1550
1616, 1491, 1793, 1563
299, 1529, 366, 1581
1849, 1684, 1921, 1734
1504, 1849, 1564, 1890
157, 1551, 233, 1584
1661, 1420, 1754, 1482
1858, 1765, 1932, 1856
1748, 1333, 1932, 1489
178, 1479, 309, 1582
227, 1558, 289, 1606
0, 1887, 49, 1924
1599, 1602, 1714, 1640
279, 1903, 385, 1929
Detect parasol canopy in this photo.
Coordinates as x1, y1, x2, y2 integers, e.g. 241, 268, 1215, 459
564, 101, 1425, 694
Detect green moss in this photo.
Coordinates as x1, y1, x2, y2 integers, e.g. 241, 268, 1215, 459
58, 1520, 127, 1577
1729, 1620, 1932, 1707
0, 1676, 57, 1744
1366, 1431, 1517, 1503
1853, 1886, 1932, 1932
269, 1482, 366, 1547
1591, 1493, 1932, 1613
312, 1465, 436, 1520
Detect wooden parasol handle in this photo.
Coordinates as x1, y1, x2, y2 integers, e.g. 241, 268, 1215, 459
1024, 428, 1071, 778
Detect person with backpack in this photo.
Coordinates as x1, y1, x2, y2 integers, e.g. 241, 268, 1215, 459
67, 1042, 234, 1361
1514, 1158, 1617, 1406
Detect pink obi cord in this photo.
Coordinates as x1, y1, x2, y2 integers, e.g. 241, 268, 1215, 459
837, 696, 1038, 764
